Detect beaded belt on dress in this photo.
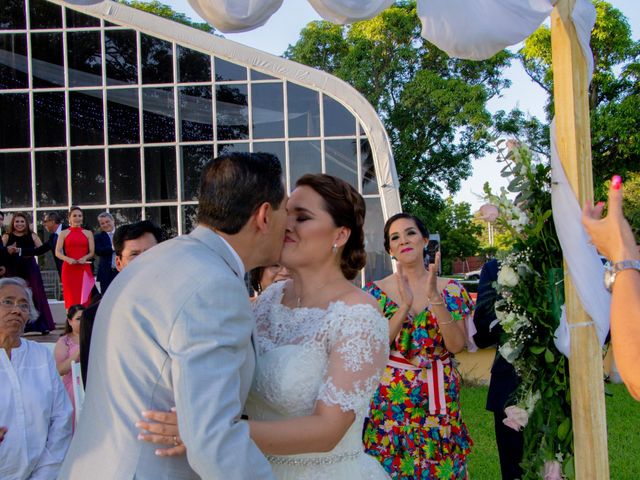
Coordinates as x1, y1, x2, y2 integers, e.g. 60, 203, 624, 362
266, 450, 361, 466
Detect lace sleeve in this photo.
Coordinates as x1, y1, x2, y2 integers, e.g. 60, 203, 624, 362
317, 303, 389, 415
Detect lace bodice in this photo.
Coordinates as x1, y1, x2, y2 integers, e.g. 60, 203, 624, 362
247, 281, 389, 421
245, 281, 390, 479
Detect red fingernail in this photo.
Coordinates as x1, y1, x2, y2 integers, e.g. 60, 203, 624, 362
612, 175, 622, 190
596, 202, 605, 208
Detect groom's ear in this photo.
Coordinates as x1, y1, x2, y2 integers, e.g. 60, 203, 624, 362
253, 202, 271, 234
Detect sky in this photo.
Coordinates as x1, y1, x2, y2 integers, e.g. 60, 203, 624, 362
165, 0, 639, 210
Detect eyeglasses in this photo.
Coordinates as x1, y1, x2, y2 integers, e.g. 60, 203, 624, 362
0, 298, 30, 313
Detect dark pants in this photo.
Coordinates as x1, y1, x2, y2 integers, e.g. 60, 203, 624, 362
494, 411, 524, 480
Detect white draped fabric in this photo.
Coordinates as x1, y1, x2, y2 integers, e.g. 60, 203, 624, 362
307, 0, 394, 25
184, 0, 558, 50
187, 0, 283, 33
417, 0, 554, 60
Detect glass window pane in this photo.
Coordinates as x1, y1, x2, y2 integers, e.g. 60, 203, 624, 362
217, 143, 249, 156
69, 90, 104, 146
105, 30, 138, 86
361, 139, 378, 195
181, 204, 198, 234
0, 93, 29, 148
323, 95, 356, 137
67, 31, 102, 87
289, 140, 321, 187
33, 92, 66, 147
29, 0, 61, 29
142, 87, 175, 143
216, 84, 248, 140
179, 86, 212, 142
141, 34, 173, 85
252, 82, 284, 139
0, 152, 31, 208
110, 207, 142, 226
144, 146, 176, 202
65, 8, 99, 28
109, 148, 141, 203
325, 139, 358, 188
0, 0, 26, 30
107, 88, 140, 145
177, 45, 210, 83
287, 83, 320, 138
214, 58, 246, 81
364, 197, 392, 283
78, 208, 103, 231
35, 151, 68, 207
145, 205, 177, 239
71, 149, 105, 205
253, 141, 285, 170
0, 34, 28, 89
251, 70, 276, 81
181, 145, 212, 201
31, 32, 64, 88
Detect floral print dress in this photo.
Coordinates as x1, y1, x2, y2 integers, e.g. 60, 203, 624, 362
363, 280, 474, 479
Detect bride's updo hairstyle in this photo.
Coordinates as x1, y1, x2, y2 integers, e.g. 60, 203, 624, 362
295, 174, 367, 280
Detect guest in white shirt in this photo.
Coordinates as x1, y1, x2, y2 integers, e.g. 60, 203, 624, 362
0, 277, 72, 480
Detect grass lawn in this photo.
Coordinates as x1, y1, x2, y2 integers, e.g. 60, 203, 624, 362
460, 383, 640, 479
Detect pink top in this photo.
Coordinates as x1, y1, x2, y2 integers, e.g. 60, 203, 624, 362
54, 334, 80, 412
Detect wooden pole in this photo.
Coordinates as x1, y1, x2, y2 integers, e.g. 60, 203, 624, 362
550, 0, 609, 478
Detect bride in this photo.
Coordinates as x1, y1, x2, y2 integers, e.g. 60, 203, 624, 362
137, 173, 390, 478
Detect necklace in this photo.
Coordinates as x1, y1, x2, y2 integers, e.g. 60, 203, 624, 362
295, 278, 341, 308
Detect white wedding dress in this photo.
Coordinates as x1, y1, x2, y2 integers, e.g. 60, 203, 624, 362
245, 281, 391, 479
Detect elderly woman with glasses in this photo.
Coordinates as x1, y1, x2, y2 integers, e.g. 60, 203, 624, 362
0, 277, 72, 479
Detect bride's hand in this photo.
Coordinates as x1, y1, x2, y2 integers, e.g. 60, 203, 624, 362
135, 408, 187, 457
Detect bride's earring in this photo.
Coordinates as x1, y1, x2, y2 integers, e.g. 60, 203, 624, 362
332, 243, 338, 254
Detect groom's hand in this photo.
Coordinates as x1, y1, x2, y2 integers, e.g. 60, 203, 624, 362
136, 408, 187, 457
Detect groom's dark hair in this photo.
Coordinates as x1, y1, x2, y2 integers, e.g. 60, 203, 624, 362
197, 152, 285, 234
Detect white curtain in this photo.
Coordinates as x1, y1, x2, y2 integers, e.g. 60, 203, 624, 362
417, 0, 554, 60
187, 0, 283, 33
307, 0, 394, 25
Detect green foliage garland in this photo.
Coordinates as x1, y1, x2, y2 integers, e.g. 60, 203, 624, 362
484, 142, 573, 478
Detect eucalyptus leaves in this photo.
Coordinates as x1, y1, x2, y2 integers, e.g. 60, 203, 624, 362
483, 141, 572, 479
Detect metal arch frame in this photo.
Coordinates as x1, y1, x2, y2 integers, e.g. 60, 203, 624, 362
51, 0, 402, 222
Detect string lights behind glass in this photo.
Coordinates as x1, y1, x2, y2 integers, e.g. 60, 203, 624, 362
0, 0, 391, 282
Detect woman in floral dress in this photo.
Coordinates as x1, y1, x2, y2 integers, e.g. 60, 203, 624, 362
364, 213, 474, 479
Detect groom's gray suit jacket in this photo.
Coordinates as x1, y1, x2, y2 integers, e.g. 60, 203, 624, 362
58, 226, 274, 479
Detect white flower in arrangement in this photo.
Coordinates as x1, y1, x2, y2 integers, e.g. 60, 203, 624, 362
497, 266, 519, 287
524, 389, 541, 415
499, 341, 523, 364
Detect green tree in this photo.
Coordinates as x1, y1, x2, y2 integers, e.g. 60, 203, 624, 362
620, 171, 640, 240
120, 0, 216, 33
431, 198, 483, 274
285, 1, 512, 218
519, 0, 640, 192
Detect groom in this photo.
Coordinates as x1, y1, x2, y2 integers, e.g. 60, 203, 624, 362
59, 152, 286, 479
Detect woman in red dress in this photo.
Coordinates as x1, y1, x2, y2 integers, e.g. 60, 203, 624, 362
55, 207, 95, 309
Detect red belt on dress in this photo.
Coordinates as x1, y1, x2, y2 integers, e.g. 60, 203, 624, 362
387, 350, 450, 416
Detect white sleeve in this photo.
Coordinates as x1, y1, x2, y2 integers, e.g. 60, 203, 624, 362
29, 355, 72, 480
317, 304, 389, 415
